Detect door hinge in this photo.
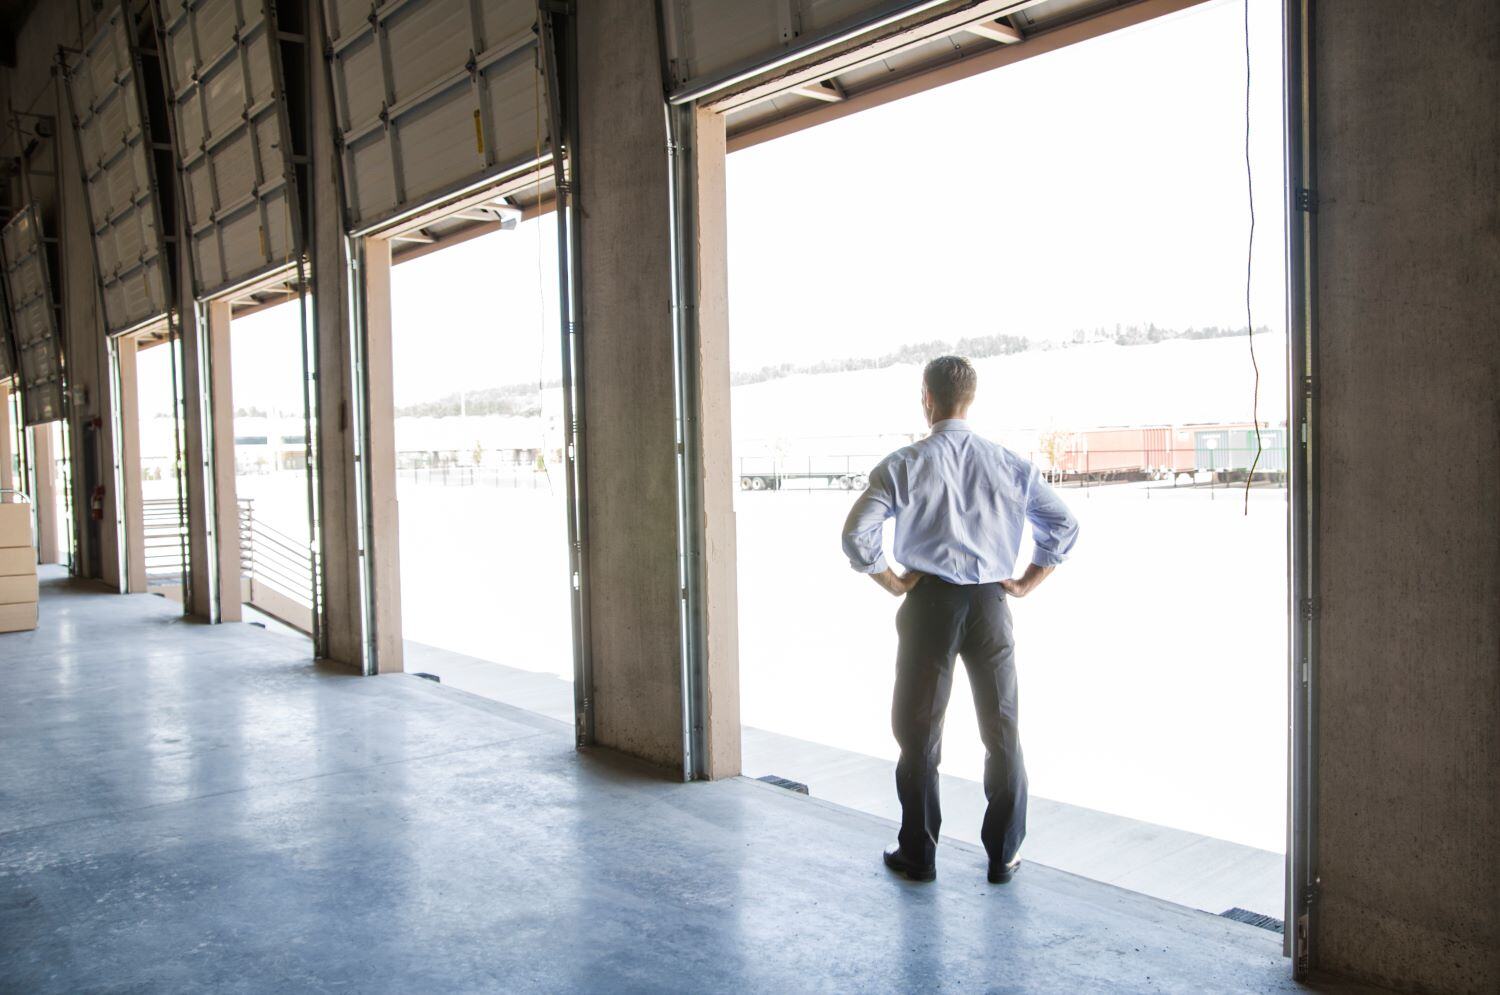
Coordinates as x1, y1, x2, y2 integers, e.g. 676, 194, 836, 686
1300, 597, 1319, 622
1296, 187, 1319, 213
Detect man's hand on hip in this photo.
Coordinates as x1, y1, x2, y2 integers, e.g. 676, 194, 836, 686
1001, 563, 1055, 598
870, 568, 924, 597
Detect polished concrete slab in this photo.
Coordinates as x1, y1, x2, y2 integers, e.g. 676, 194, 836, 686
2, 571, 1369, 993
408, 640, 1286, 918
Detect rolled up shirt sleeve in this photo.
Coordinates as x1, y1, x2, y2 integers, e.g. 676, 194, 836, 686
842, 461, 894, 575
1025, 466, 1079, 567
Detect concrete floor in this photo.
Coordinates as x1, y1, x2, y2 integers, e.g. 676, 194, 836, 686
2, 570, 1371, 993
408, 641, 1286, 917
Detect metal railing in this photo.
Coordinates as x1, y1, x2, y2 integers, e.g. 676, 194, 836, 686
397, 464, 557, 489
237, 498, 314, 609
142, 497, 188, 584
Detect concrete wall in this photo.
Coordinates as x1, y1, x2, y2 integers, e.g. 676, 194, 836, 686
54, 26, 103, 580
0, 1, 448, 669
1312, 2, 1500, 991
308, 0, 366, 670
205, 301, 240, 623
357, 237, 403, 674
576, 0, 686, 769
688, 108, 742, 780
0, 2, 107, 578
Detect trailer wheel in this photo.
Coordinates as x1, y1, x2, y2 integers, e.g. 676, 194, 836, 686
853, 473, 869, 490
750, 476, 767, 491
740, 476, 752, 490
837, 475, 853, 490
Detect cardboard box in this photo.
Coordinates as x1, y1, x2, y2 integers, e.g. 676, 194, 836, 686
0, 573, 37, 605
0, 546, 34, 577
0, 503, 29, 545
0, 601, 36, 633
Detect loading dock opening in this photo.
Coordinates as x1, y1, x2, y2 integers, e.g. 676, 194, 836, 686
224, 297, 319, 636
388, 215, 576, 710
720, 0, 1290, 923
128, 329, 189, 602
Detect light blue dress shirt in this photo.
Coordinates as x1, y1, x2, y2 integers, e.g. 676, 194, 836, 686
841, 419, 1079, 585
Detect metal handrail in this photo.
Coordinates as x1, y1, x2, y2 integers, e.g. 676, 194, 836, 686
236, 497, 313, 608
141, 497, 187, 581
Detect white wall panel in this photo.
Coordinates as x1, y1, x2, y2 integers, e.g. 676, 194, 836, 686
322, 0, 547, 232
0, 205, 67, 424
158, 0, 303, 298
64, 3, 173, 336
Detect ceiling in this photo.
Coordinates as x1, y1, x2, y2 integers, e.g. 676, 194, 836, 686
0, 0, 39, 67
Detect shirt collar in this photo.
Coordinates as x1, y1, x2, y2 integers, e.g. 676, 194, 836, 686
931, 419, 972, 435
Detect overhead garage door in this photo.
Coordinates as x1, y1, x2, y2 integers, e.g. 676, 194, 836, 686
158, 0, 305, 298
0, 205, 67, 425
663, 0, 948, 99
320, 0, 547, 232
63, 2, 173, 336
662, 0, 1165, 129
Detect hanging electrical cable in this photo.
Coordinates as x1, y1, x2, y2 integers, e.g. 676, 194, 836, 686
1242, 0, 1263, 515
534, 47, 553, 495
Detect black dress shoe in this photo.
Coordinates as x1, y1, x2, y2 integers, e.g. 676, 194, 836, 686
883, 844, 936, 882
988, 858, 1021, 884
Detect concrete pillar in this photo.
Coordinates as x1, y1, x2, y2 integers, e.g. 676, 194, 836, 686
116, 337, 146, 593
31, 424, 59, 564
96, 360, 120, 590
55, 70, 103, 581
309, 0, 365, 670
1310, 2, 1500, 991
359, 237, 402, 673
176, 292, 214, 618
688, 107, 741, 779
576, 1, 740, 775
577, 0, 684, 770
0, 383, 12, 495
206, 301, 241, 622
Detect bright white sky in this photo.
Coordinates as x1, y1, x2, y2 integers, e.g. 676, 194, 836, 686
727, 0, 1287, 371
193, 0, 1284, 415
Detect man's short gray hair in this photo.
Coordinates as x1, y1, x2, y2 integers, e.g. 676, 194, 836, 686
923, 355, 977, 412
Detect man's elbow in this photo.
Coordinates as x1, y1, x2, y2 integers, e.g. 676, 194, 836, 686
1037, 520, 1080, 566
841, 535, 887, 575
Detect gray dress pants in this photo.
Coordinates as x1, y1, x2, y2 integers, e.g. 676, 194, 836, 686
892, 575, 1028, 867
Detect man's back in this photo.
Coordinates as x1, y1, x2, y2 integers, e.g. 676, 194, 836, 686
842, 419, 1079, 586
845, 356, 1077, 884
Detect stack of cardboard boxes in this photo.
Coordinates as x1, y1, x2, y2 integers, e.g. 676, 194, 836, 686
0, 494, 38, 633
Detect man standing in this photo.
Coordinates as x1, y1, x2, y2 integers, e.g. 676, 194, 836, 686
841, 356, 1079, 884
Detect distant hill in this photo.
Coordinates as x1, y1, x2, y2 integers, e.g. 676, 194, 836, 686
730, 324, 1263, 387
731, 330, 1288, 451
396, 324, 1270, 417
397, 381, 550, 419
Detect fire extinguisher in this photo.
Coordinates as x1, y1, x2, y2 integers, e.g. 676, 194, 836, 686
91, 486, 105, 522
